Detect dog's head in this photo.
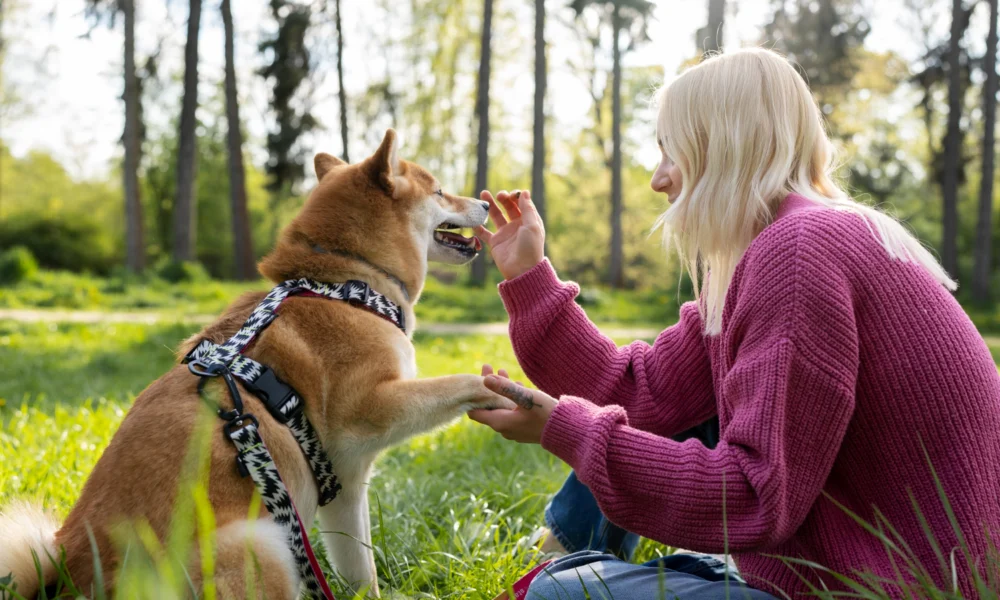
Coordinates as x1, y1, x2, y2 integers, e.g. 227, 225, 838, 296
259, 130, 488, 290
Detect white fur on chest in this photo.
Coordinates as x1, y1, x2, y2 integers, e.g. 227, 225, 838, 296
392, 335, 418, 380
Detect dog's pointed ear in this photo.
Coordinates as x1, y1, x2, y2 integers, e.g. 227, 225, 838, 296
315, 153, 346, 179
367, 129, 402, 193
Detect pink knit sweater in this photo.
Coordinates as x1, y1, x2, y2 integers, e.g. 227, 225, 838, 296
498, 194, 1000, 598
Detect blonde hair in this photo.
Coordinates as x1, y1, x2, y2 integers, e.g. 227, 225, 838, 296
654, 47, 955, 335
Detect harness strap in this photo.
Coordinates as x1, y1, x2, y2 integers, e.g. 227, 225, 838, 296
229, 422, 336, 600
182, 277, 407, 598
188, 340, 342, 505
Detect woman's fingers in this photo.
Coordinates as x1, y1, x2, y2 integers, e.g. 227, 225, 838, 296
467, 407, 520, 431
496, 190, 523, 220
473, 225, 493, 245
518, 190, 542, 229
498, 368, 509, 379
481, 364, 494, 376
484, 375, 536, 410
481, 190, 507, 228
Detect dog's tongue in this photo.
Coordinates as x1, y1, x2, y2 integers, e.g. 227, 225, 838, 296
439, 230, 475, 246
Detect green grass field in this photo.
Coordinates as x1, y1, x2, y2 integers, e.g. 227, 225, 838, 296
4, 273, 1000, 599
0, 319, 676, 598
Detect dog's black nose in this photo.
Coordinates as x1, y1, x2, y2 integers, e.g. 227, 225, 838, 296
479, 201, 490, 211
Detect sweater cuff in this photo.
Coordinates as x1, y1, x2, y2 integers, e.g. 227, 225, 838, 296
541, 397, 628, 472
497, 259, 579, 317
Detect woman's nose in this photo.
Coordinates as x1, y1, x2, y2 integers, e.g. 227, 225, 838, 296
650, 173, 669, 193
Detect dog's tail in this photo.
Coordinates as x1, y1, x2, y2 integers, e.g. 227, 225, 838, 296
0, 501, 60, 598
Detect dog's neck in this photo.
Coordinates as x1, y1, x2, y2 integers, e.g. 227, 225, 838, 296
310, 244, 411, 302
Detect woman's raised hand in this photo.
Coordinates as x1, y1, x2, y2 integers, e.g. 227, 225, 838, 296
475, 189, 545, 280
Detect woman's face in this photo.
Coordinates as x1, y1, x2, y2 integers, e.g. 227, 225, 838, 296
650, 140, 682, 202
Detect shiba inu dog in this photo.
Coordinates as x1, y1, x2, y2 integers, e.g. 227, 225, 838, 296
0, 129, 515, 598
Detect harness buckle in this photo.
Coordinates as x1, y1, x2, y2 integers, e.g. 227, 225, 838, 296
243, 366, 303, 424
345, 279, 371, 306
188, 359, 226, 378
222, 413, 259, 439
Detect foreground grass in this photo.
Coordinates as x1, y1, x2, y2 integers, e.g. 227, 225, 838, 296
0, 320, 673, 598
5, 319, 1000, 598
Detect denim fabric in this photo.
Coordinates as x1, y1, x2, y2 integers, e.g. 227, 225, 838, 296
526, 551, 777, 600
533, 417, 778, 599
544, 417, 720, 559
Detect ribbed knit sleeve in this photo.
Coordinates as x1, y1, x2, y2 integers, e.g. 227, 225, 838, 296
540, 218, 861, 553
498, 259, 716, 437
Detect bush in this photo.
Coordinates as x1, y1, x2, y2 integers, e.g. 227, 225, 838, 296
155, 258, 210, 283
0, 213, 117, 274
0, 246, 39, 284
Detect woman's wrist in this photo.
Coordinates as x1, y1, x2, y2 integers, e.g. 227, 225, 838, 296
505, 256, 546, 280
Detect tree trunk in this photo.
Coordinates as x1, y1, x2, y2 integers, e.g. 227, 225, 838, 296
173, 0, 201, 263
974, 0, 999, 302
608, 2, 624, 289
122, 0, 145, 272
470, 0, 493, 286
942, 0, 963, 279
221, 0, 254, 280
532, 0, 546, 237
698, 0, 726, 56
335, 0, 349, 163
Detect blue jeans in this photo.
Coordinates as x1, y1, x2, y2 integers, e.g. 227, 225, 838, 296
531, 418, 777, 599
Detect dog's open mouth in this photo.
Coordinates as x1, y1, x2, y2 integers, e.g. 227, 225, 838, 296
434, 223, 482, 255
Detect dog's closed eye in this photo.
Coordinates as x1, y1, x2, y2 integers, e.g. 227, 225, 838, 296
435, 189, 444, 197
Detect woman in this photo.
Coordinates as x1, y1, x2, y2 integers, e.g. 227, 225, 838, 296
469, 48, 1000, 599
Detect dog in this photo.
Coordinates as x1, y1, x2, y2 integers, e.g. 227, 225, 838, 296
0, 129, 515, 598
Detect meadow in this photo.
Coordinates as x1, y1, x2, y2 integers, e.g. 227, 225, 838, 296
0, 272, 679, 599
3, 274, 1000, 599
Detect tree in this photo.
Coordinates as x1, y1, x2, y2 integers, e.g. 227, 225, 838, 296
942, 0, 965, 278
84, 0, 146, 272
173, 0, 202, 263
260, 0, 317, 244
221, 0, 254, 280
973, 0, 999, 302
532, 0, 547, 234
570, 0, 655, 289
335, 0, 349, 163
121, 0, 145, 272
469, 0, 494, 286
697, 0, 726, 56
763, 0, 869, 137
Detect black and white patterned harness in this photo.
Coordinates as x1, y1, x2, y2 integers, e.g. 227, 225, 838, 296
184, 278, 406, 599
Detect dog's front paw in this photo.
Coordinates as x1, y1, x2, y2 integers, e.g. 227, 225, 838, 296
460, 376, 518, 412
472, 394, 518, 411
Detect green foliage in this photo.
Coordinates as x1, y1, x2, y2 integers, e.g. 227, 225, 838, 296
0, 246, 38, 285
259, 0, 316, 196
0, 211, 117, 275
155, 258, 211, 284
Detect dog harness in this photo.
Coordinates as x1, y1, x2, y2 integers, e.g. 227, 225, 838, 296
184, 278, 406, 599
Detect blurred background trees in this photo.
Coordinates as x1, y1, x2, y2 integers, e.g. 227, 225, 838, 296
2, 0, 1000, 307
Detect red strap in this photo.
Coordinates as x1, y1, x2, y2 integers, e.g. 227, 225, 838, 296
291, 499, 337, 600
491, 560, 554, 600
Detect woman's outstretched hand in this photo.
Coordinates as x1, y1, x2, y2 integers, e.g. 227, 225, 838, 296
467, 365, 556, 444
475, 190, 545, 280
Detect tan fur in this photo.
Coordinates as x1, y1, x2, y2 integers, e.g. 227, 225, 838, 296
0, 130, 512, 598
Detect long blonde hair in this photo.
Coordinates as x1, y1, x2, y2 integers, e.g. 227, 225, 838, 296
654, 47, 955, 335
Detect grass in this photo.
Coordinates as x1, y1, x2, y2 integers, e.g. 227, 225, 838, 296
0, 319, 673, 598
4, 275, 1000, 598
0, 268, 683, 327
